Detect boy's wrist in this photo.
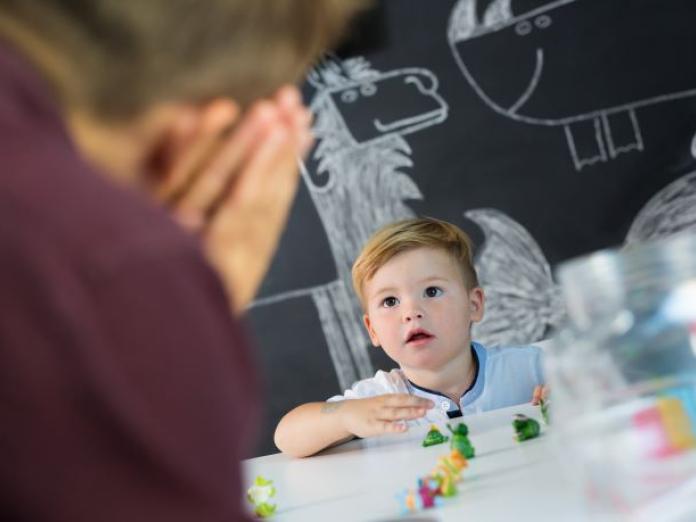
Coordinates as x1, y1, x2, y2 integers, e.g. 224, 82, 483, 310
321, 400, 353, 437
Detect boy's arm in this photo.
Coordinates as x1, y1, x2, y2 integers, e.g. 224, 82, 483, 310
274, 395, 433, 458
273, 402, 355, 458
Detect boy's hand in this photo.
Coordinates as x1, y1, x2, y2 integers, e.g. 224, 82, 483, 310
336, 395, 434, 438
531, 385, 549, 405
152, 85, 313, 313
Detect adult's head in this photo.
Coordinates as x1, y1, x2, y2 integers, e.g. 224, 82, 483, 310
0, 0, 368, 181
0, 0, 366, 119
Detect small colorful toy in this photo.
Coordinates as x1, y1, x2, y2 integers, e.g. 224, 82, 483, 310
447, 422, 475, 458
247, 475, 277, 518
431, 449, 468, 497
422, 424, 449, 447
432, 468, 457, 498
445, 448, 469, 471
513, 414, 541, 442
396, 448, 469, 513
539, 397, 550, 425
417, 477, 441, 508
397, 477, 443, 513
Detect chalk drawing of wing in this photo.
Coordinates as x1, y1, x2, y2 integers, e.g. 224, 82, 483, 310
466, 208, 565, 346
625, 171, 696, 245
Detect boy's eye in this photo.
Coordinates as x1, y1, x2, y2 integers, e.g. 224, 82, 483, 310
424, 286, 443, 298
381, 296, 399, 308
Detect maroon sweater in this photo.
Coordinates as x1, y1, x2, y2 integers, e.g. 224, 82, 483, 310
0, 43, 257, 521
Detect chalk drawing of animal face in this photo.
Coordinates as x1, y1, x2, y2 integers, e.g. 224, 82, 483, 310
306, 60, 449, 276
322, 68, 448, 146
448, 0, 696, 170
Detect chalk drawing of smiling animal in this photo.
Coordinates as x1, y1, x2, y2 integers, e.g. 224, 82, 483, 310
252, 57, 449, 389
308, 57, 448, 148
448, 0, 696, 170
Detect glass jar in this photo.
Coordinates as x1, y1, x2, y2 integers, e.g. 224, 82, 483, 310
548, 232, 696, 520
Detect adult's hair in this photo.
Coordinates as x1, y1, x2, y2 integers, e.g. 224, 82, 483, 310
352, 217, 480, 306
0, 0, 368, 119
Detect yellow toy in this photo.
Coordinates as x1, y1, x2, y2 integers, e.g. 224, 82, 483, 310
431, 449, 468, 497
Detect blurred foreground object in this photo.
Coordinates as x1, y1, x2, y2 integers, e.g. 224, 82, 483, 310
548, 232, 696, 521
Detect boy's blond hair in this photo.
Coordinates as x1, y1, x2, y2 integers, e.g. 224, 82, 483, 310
352, 217, 479, 306
0, 0, 368, 120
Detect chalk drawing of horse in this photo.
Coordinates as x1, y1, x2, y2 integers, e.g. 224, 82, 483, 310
251, 57, 449, 389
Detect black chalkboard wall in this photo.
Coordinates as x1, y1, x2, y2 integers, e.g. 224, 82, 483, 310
246, 0, 696, 456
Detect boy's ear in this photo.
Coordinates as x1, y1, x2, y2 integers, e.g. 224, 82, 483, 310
362, 314, 381, 347
469, 287, 485, 323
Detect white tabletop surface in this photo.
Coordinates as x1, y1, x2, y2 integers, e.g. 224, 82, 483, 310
243, 403, 603, 521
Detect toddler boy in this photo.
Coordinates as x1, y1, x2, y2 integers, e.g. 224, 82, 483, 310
275, 217, 544, 457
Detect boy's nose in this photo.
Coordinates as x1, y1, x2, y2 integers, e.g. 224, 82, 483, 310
403, 310, 424, 322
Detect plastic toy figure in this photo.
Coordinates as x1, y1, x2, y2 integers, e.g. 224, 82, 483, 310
434, 449, 468, 479
431, 462, 458, 497
422, 424, 449, 447
417, 477, 441, 508
396, 449, 468, 512
513, 414, 541, 442
247, 475, 277, 518
447, 422, 475, 458
397, 478, 443, 514
446, 448, 468, 471
396, 488, 420, 513
539, 397, 550, 425
431, 449, 468, 497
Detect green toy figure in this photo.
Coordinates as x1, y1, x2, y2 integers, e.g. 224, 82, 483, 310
513, 414, 541, 442
422, 424, 449, 447
447, 423, 475, 459
539, 397, 550, 425
247, 475, 277, 518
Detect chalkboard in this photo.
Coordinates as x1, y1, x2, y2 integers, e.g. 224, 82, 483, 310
246, 0, 696, 456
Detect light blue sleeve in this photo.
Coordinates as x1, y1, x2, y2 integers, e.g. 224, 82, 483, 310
533, 345, 545, 383
478, 345, 544, 411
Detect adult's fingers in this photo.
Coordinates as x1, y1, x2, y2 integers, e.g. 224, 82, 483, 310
175, 101, 278, 222
275, 85, 314, 158
218, 123, 298, 215
156, 99, 239, 204
201, 126, 299, 311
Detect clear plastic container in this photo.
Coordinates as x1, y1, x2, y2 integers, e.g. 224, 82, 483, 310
548, 232, 696, 520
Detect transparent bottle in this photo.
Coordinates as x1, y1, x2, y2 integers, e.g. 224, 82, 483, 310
548, 232, 696, 520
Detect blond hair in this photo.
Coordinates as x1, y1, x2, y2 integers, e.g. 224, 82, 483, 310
352, 217, 479, 306
0, 0, 369, 119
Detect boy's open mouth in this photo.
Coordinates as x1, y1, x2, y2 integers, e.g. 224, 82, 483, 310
405, 328, 434, 344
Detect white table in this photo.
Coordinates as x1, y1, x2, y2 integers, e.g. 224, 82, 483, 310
243, 403, 601, 521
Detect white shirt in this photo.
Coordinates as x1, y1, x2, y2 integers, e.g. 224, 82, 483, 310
327, 342, 544, 425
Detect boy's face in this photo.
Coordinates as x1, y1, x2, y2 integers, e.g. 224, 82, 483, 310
362, 247, 484, 373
